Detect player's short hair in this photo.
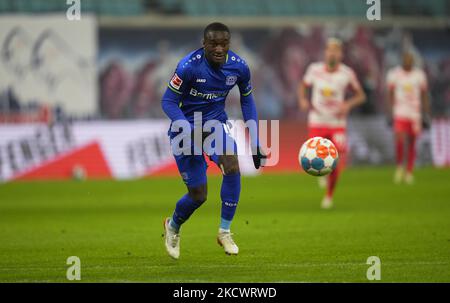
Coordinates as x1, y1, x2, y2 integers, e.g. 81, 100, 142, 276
402, 50, 414, 58
326, 37, 343, 48
203, 22, 230, 39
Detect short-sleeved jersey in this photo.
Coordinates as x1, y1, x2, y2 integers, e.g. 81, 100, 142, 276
386, 66, 427, 121
303, 62, 362, 128
167, 48, 252, 124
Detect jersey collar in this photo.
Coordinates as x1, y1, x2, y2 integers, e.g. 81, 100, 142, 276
325, 63, 340, 73
202, 49, 229, 68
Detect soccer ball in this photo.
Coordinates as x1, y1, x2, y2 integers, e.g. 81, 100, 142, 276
299, 137, 339, 176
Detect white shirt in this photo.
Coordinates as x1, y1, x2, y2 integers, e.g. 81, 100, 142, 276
303, 62, 362, 128
386, 66, 427, 121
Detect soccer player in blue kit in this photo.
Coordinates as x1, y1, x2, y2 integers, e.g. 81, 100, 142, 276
161, 22, 265, 259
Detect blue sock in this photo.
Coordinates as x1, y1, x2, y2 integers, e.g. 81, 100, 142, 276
169, 218, 181, 231
170, 194, 201, 232
220, 218, 232, 231
220, 174, 241, 231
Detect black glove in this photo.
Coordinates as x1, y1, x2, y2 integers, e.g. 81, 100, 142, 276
387, 116, 393, 128
252, 146, 267, 169
422, 115, 431, 130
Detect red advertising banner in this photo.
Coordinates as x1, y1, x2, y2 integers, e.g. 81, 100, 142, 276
1, 119, 447, 182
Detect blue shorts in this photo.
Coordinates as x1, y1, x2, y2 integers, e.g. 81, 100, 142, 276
169, 121, 237, 187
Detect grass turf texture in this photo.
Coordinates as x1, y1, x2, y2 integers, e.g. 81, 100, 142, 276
0, 167, 449, 282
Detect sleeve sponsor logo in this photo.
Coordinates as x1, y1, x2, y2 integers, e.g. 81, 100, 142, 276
170, 73, 183, 90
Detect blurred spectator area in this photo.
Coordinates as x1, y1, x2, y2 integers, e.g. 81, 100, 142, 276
152, 0, 450, 17
0, 1, 449, 122
0, 0, 145, 15
0, 0, 448, 17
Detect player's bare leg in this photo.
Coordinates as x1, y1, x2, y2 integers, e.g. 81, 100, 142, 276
322, 142, 343, 209
164, 185, 207, 259
216, 155, 240, 255
405, 134, 417, 185
394, 132, 406, 184
322, 166, 339, 209
318, 176, 328, 189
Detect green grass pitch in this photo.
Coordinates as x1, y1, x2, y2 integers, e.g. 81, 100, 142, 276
0, 167, 449, 282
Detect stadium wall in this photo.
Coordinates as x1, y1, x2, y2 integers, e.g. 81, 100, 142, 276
2, 15, 450, 120
0, 15, 98, 118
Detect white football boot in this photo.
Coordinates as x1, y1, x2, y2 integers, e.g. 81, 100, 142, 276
394, 166, 404, 184
163, 218, 180, 259
405, 172, 414, 185
321, 196, 333, 209
217, 231, 239, 255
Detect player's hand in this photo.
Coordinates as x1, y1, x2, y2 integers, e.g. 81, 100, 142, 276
252, 146, 267, 169
387, 116, 393, 128
337, 102, 351, 118
422, 115, 431, 130
299, 99, 310, 112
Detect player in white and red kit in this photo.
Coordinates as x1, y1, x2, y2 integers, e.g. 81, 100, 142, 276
298, 38, 366, 209
386, 52, 431, 184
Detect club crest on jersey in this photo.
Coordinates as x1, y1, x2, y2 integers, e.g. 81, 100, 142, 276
225, 75, 237, 86
170, 73, 183, 90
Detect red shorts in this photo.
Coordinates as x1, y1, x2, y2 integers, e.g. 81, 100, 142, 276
394, 118, 421, 136
308, 127, 347, 155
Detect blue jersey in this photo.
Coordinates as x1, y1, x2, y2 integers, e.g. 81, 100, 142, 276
163, 48, 253, 124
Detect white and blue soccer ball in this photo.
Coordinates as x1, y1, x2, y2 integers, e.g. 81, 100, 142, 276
299, 137, 339, 177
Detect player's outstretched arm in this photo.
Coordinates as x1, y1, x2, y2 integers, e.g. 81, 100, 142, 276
298, 81, 311, 112
385, 70, 396, 126
344, 85, 366, 113
240, 92, 266, 169
386, 86, 395, 126
238, 63, 266, 169
421, 89, 432, 129
339, 73, 366, 117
